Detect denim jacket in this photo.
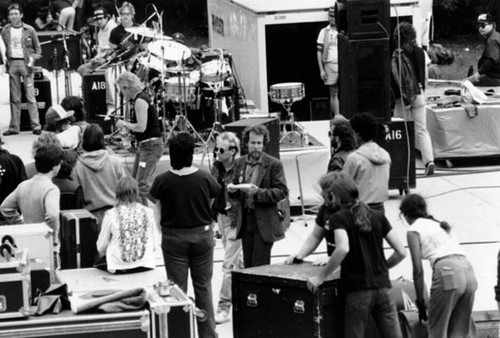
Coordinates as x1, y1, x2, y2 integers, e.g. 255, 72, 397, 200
1, 22, 41, 65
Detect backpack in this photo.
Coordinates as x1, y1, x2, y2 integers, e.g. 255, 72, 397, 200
391, 49, 420, 106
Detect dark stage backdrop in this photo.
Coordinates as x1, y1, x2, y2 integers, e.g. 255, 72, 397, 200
265, 21, 330, 122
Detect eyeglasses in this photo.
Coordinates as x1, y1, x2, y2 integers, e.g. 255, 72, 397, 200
213, 147, 226, 154
94, 16, 106, 21
120, 12, 132, 16
478, 22, 491, 29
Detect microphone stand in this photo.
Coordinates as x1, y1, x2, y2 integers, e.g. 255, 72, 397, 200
61, 26, 73, 97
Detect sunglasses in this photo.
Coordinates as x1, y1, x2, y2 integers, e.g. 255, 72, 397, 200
214, 147, 227, 154
478, 22, 490, 29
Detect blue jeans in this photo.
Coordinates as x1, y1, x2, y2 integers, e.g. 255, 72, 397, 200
429, 255, 477, 338
394, 94, 434, 166
344, 288, 402, 338
8, 60, 40, 132
217, 213, 243, 311
162, 226, 218, 338
132, 139, 163, 205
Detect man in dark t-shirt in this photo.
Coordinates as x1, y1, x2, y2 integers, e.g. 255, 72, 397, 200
150, 133, 220, 338
0, 137, 27, 224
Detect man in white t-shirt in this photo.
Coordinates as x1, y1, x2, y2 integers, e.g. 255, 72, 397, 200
1, 3, 42, 136
316, 7, 339, 117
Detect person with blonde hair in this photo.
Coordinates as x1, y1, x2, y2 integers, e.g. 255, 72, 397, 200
115, 71, 163, 206
211, 131, 243, 324
96, 176, 159, 273
307, 172, 406, 338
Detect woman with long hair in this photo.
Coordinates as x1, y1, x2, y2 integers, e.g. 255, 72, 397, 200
308, 172, 406, 338
96, 176, 159, 273
400, 193, 477, 337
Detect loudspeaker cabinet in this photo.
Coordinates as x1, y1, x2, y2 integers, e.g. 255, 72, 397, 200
375, 118, 416, 194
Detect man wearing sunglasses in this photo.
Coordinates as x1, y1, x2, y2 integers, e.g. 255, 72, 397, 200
211, 132, 243, 324
77, 7, 117, 114
466, 13, 500, 86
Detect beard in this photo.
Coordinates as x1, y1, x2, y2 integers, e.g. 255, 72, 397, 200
249, 149, 262, 160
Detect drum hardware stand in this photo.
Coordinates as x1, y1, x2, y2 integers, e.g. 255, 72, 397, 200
61, 28, 73, 97
279, 102, 309, 146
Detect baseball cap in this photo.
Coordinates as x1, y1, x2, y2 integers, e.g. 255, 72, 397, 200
478, 13, 493, 24
93, 8, 108, 20
172, 32, 186, 44
45, 105, 75, 126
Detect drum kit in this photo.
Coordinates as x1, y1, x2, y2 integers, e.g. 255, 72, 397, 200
114, 26, 234, 146
269, 82, 309, 146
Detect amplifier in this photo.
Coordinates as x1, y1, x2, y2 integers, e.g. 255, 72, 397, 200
20, 77, 51, 131
375, 119, 416, 194
81, 73, 111, 133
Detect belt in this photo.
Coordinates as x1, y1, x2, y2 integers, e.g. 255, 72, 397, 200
163, 224, 213, 234
10, 58, 24, 61
139, 137, 161, 145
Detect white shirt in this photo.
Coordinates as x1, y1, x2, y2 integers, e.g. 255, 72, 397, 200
97, 203, 159, 273
317, 25, 338, 64
57, 125, 81, 149
10, 26, 24, 59
409, 217, 465, 268
97, 19, 117, 57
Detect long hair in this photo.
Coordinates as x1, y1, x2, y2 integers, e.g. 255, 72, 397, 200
115, 176, 141, 205
320, 172, 372, 233
399, 194, 451, 232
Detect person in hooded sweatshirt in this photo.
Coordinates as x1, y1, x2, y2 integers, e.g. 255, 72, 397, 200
73, 123, 126, 228
342, 112, 391, 214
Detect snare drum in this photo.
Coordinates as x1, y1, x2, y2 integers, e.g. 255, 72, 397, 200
165, 77, 198, 103
269, 82, 305, 104
200, 60, 231, 83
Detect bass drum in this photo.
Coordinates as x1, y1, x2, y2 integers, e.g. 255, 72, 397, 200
134, 55, 165, 84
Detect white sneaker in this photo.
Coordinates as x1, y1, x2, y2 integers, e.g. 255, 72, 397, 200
215, 309, 230, 324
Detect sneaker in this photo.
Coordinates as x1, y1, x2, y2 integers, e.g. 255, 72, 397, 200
424, 161, 435, 176
33, 129, 42, 135
3, 130, 19, 136
215, 309, 230, 324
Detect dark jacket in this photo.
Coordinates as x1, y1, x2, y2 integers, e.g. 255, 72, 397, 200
230, 153, 288, 243
478, 30, 500, 78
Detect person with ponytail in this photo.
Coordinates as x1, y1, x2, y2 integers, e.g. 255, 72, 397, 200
307, 172, 406, 338
400, 193, 477, 337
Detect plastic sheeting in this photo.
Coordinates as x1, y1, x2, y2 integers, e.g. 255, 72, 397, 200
426, 104, 500, 159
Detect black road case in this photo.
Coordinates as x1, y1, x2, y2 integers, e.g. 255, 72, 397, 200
232, 262, 342, 338
60, 209, 98, 269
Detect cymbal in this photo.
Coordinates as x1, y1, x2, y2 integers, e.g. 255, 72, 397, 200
125, 26, 170, 39
148, 40, 192, 61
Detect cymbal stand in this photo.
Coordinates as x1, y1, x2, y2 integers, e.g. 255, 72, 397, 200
279, 101, 309, 146
203, 81, 225, 145
61, 28, 73, 97
164, 58, 205, 147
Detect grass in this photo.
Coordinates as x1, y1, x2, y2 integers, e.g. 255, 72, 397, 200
433, 34, 484, 80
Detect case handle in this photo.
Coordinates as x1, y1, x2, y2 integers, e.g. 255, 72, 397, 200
246, 293, 257, 307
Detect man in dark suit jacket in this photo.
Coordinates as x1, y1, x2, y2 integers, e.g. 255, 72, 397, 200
228, 124, 288, 268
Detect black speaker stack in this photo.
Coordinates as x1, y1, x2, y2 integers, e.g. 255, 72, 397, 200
337, 0, 391, 123
337, 1, 416, 191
